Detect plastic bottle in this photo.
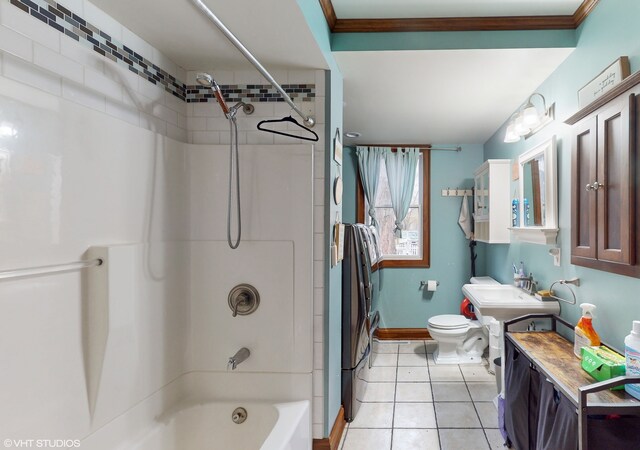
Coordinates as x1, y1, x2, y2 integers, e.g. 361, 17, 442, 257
624, 320, 640, 400
512, 198, 519, 227
574, 303, 601, 358
523, 198, 530, 226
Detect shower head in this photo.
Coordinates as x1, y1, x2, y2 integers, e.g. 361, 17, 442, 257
196, 72, 230, 116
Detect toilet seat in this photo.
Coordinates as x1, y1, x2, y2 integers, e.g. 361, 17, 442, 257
428, 314, 469, 330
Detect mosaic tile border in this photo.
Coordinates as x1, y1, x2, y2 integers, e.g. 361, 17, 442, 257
185, 84, 315, 103
9, 0, 317, 104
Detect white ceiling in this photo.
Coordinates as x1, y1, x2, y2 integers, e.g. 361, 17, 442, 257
332, 0, 584, 19
90, 0, 328, 70
335, 48, 574, 144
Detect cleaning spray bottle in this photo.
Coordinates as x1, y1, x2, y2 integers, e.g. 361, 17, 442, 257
574, 303, 601, 358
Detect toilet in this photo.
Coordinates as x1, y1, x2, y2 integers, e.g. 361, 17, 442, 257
427, 276, 499, 365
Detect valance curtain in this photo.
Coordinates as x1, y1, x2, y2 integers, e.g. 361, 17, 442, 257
356, 146, 386, 227
384, 148, 419, 237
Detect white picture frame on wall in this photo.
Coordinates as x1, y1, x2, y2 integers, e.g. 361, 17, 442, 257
333, 128, 342, 165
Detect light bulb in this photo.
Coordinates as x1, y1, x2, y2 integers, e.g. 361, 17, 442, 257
523, 104, 541, 127
504, 123, 520, 143
514, 114, 530, 136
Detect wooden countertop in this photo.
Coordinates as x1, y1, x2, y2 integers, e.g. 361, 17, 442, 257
507, 331, 640, 407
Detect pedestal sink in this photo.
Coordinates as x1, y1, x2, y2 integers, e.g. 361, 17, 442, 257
462, 284, 560, 322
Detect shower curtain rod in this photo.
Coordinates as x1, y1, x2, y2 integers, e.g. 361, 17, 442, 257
190, 0, 315, 127
0, 258, 103, 281
358, 145, 462, 152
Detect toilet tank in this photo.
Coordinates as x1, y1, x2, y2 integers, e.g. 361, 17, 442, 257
469, 276, 500, 285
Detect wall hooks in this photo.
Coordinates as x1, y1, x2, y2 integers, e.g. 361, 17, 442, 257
441, 187, 473, 197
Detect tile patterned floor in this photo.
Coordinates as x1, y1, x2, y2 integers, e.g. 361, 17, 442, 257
339, 340, 506, 450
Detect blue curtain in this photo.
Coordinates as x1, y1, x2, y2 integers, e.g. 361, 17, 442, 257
384, 148, 419, 237
356, 146, 386, 227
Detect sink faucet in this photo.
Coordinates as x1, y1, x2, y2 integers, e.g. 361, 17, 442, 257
227, 347, 250, 370
515, 272, 537, 295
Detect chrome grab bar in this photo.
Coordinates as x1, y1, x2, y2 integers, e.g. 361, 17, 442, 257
0, 258, 103, 281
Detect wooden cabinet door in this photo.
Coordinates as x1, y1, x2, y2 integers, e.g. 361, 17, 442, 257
571, 116, 598, 260
596, 94, 635, 264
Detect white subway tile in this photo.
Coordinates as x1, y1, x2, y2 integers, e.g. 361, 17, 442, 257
152, 103, 178, 126
246, 130, 274, 145
105, 98, 139, 126
313, 260, 324, 288
166, 123, 187, 142
137, 78, 165, 103
103, 59, 139, 93
151, 48, 176, 81
314, 204, 325, 233
314, 287, 324, 316
312, 424, 323, 440
314, 315, 323, 343
164, 91, 186, 115
0, 25, 33, 61
314, 233, 324, 261
2, 53, 61, 96
174, 65, 186, 84
140, 112, 167, 135
314, 99, 325, 124
177, 113, 187, 129
60, 35, 103, 72
191, 131, 220, 145
62, 79, 106, 112
187, 116, 206, 131
249, 102, 274, 118
312, 397, 323, 424
313, 369, 324, 397
83, 1, 122, 42
313, 342, 324, 369
84, 66, 122, 101
315, 70, 325, 97
0, 1, 60, 52
192, 101, 222, 117
314, 179, 324, 206
121, 26, 154, 65
219, 130, 247, 145
233, 70, 265, 85
206, 117, 229, 131
314, 152, 325, 180
185, 71, 199, 85
34, 43, 83, 83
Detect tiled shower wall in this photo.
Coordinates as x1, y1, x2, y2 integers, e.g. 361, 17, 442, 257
0, 0, 327, 440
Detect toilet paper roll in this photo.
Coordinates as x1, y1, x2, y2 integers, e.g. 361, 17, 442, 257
427, 280, 437, 291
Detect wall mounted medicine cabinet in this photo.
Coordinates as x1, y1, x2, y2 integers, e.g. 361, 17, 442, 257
474, 159, 511, 243
509, 136, 558, 245
566, 70, 640, 277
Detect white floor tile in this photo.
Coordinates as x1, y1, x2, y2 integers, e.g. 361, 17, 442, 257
392, 428, 440, 449
349, 402, 394, 429
394, 402, 437, 428
428, 365, 464, 382
367, 366, 396, 382
373, 342, 399, 354
485, 428, 507, 449
360, 382, 395, 402
342, 428, 391, 450
395, 383, 432, 402
475, 402, 499, 428
432, 382, 471, 402
372, 353, 398, 367
439, 428, 489, 450
398, 352, 428, 366
399, 341, 426, 354
425, 341, 437, 354
435, 402, 482, 428
467, 382, 499, 402
460, 364, 496, 382
397, 366, 429, 382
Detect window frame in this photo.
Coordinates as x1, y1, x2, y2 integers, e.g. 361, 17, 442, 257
356, 147, 431, 268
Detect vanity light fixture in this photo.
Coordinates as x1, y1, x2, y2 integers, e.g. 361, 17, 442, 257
503, 93, 553, 143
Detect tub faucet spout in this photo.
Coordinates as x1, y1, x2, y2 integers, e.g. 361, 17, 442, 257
227, 347, 250, 370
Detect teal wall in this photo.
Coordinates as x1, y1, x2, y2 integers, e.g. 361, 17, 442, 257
483, 0, 640, 352
343, 145, 487, 327
295, 0, 343, 437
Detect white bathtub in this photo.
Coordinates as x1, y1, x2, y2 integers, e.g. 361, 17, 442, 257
126, 400, 310, 450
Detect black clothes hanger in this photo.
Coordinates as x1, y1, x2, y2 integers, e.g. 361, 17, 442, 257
257, 115, 319, 142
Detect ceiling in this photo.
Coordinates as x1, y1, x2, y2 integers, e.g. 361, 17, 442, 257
90, 0, 328, 70
331, 0, 584, 19
335, 48, 574, 144
90, 0, 585, 144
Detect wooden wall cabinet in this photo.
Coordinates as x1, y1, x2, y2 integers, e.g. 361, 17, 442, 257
566, 71, 640, 277
473, 159, 511, 243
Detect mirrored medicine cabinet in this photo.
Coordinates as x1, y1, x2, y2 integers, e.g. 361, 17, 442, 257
510, 135, 558, 244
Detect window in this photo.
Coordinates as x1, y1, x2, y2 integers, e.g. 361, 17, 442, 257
357, 148, 430, 268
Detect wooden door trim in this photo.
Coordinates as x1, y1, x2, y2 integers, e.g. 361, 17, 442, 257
313, 406, 346, 450
375, 328, 432, 340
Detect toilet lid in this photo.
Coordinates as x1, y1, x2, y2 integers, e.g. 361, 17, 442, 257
428, 314, 470, 329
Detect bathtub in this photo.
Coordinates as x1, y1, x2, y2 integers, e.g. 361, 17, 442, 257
126, 400, 310, 450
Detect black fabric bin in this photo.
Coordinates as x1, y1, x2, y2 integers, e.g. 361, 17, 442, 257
536, 377, 578, 450
505, 339, 541, 450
